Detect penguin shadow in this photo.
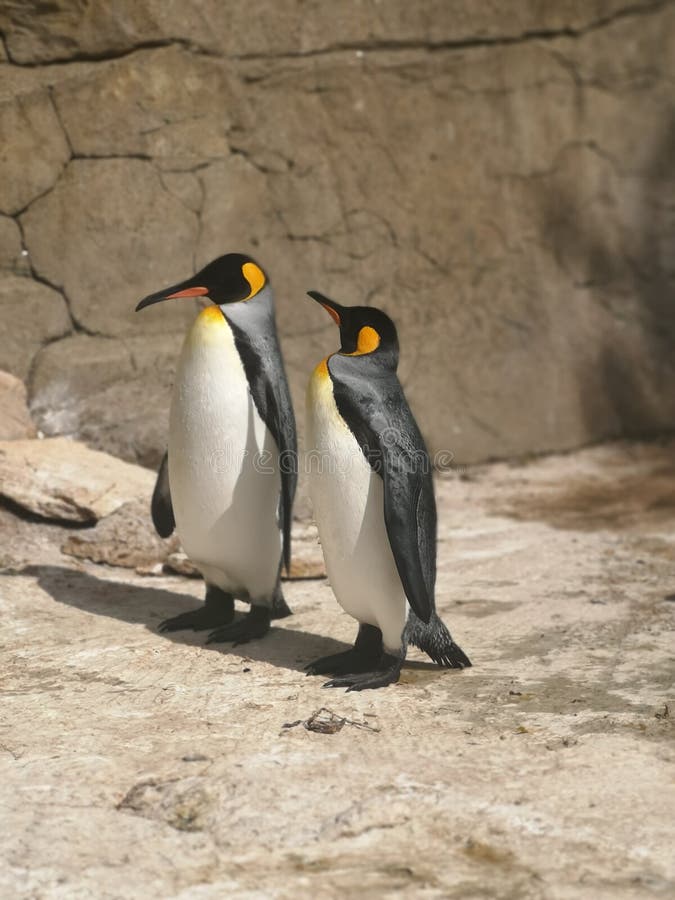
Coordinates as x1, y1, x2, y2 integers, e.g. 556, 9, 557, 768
20, 564, 350, 674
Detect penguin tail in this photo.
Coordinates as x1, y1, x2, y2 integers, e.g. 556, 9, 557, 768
405, 611, 472, 669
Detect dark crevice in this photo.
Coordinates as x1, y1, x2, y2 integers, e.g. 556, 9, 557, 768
0, 1, 670, 68
0, 496, 94, 530
160, 160, 214, 175
27, 268, 94, 337
13, 214, 99, 340
0, 37, 198, 68
0, 30, 11, 63
71, 152, 153, 162
5, 167, 68, 220
47, 86, 73, 157
238, 0, 672, 60
233, 1, 672, 61
228, 145, 274, 175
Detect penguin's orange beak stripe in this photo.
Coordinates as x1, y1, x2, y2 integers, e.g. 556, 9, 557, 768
167, 286, 209, 299
322, 303, 341, 325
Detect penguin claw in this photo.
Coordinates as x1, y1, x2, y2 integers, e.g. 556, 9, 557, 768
322, 671, 399, 692
321, 656, 403, 692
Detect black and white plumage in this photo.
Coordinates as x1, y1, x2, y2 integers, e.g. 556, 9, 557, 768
136, 253, 296, 644
305, 291, 471, 690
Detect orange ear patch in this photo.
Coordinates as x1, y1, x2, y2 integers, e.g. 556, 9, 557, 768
242, 262, 266, 299
345, 325, 380, 356
356, 326, 380, 353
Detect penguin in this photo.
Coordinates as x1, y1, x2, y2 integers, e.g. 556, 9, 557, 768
136, 253, 297, 643
305, 290, 471, 690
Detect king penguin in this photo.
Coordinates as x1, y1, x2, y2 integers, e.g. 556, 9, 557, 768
136, 253, 297, 644
305, 290, 471, 690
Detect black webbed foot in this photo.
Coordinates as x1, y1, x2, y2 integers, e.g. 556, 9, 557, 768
322, 652, 403, 692
305, 649, 375, 677
305, 623, 383, 677
159, 585, 234, 633
206, 605, 271, 645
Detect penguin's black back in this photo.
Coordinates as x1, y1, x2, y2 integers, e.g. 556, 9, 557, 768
328, 353, 436, 624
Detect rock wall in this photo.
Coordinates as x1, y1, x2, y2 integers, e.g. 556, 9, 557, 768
1, 0, 674, 471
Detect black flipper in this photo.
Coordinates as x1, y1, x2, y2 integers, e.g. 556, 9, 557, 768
329, 355, 436, 624
225, 298, 297, 574
151, 451, 175, 538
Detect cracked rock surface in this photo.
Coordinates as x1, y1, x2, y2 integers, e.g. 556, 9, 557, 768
0, 2, 673, 472
0, 439, 673, 898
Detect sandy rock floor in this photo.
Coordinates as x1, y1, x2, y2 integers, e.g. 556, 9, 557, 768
1, 440, 674, 899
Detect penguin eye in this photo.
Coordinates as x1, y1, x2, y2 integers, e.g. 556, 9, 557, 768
241, 262, 266, 300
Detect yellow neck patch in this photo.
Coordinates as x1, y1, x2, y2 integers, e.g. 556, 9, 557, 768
313, 356, 330, 379
346, 325, 380, 356
190, 304, 229, 347
242, 262, 265, 300
198, 304, 225, 325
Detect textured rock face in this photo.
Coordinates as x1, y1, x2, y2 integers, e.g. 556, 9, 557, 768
0, 276, 71, 380
1, 1, 674, 473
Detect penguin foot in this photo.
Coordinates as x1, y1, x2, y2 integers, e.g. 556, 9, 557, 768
322, 653, 403, 692
306, 623, 384, 677
305, 649, 376, 677
206, 606, 271, 646
158, 585, 235, 633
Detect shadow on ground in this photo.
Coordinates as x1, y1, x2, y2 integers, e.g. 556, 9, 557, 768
19, 564, 445, 676
20, 564, 353, 673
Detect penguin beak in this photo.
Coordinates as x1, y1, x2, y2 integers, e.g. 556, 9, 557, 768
307, 290, 343, 326
136, 279, 209, 311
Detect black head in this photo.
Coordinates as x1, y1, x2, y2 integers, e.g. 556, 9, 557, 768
308, 290, 399, 368
136, 253, 267, 311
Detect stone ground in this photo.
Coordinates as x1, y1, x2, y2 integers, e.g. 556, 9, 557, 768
1, 439, 674, 899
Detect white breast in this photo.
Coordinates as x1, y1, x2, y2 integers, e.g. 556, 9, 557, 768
306, 361, 407, 651
169, 306, 281, 601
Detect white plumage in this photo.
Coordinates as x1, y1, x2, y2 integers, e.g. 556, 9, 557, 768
306, 361, 407, 651
169, 306, 282, 602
